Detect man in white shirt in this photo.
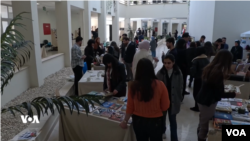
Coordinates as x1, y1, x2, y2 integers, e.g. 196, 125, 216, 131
71, 36, 86, 95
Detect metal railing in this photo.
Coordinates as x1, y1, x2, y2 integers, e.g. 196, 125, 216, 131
119, 0, 127, 5
128, 0, 187, 5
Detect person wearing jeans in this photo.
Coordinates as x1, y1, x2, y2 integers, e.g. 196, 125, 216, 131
157, 54, 183, 140
150, 36, 157, 57
119, 58, 170, 141
71, 36, 86, 95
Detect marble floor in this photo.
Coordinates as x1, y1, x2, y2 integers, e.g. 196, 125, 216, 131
47, 43, 200, 141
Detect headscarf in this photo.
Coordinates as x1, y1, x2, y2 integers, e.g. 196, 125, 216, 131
138, 40, 150, 50
151, 36, 155, 40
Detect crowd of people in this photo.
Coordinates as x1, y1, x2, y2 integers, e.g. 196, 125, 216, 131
71, 30, 249, 141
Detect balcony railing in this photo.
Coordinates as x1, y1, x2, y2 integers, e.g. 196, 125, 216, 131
127, 0, 187, 5
119, 0, 127, 5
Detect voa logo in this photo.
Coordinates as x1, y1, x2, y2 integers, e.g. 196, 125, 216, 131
21, 115, 40, 124
226, 129, 246, 136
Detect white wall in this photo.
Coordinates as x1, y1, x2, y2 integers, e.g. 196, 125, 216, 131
38, 9, 56, 43
68, 1, 84, 9
91, 17, 98, 29
124, 4, 188, 19
2, 67, 30, 106
89, 1, 101, 13
38, 9, 83, 43
118, 3, 126, 18
42, 54, 65, 79
213, 1, 250, 49
188, 1, 215, 42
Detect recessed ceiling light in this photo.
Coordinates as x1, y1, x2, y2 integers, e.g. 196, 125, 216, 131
37, 3, 39, 5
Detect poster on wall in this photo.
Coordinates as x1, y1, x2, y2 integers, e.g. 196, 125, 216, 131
43, 23, 51, 35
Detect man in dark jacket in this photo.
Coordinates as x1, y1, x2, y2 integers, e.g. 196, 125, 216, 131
122, 37, 136, 80
222, 37, 229, 50
120, 33, 127, 60
230, 40, 243, 62
162, 37, 178, 64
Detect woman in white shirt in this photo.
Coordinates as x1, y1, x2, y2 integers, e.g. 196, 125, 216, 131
132, 40, 159, 77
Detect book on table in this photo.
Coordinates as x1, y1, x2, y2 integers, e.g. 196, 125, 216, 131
92, 108, 107, 116
213, 118, 232, 130
214, 112, 233, 120
100, 109, 116, 118
109, 111, 125, 121
102, 102, 114, 108
216, 101, 232, 113
231, 111, 250, 122
109, 103, 122, 110
230, 120, 250, 125
121, 104, 127, 111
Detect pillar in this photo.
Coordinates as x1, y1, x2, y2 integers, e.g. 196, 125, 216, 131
178, 21, 182, 36
147, 20, 153, 37
55, 1, 72, 67
158, 20, 163, 36
83, 1, 92, 46
112, 0, 119, 43
98, 1, 107, 43
168, 20, 172, 36
12, 1, 44, 87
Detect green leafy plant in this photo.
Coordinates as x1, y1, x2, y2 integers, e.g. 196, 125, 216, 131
1, 13, 104, 119
127, 24, 134, 41
1, 12, 33, 93
2, 95, 104, 120
146, 26, 152, 37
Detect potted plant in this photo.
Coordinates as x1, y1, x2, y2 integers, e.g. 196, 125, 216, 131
127, 24, 134, 41
142, 1, 147, 4
153, 0, 157, 4
1, 12, 103, 119
157, 0, 162, 3
133, 1, 138, 5
146, 26, 152, 37
163, 0, 167, 3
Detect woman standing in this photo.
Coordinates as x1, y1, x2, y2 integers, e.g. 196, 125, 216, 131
132, 40, 159, 77
196, 50, 239, 141
157, 54, 183, 140
103, 54, 126, 97
189, 47, 210, 112
203, 41, 215, 60
84, 39, 95, 70
120, 58, 170, 141
108, 41, 120, 60
94, 37, 104, 57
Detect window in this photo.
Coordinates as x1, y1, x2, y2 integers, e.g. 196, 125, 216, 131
8, 6, 13, 18
1, 5, 8, 18
2, 21, 8, 33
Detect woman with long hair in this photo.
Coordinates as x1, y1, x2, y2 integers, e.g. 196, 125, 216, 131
84, 39, 95, 70
196, 50, 239, 141
108, 41, 120, 60
94, 37, 104, 57
120, 58, 170, 141
204, 41, 215, 60
189, 47, 210, 112
157, 54, 183, 140
175, 39, 189, 99
103, 54, 126, 97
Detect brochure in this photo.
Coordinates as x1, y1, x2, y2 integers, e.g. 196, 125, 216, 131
230, 120, 250, 125
92, 108, 107, 116
102, 102, 114, 108
100, 109, 116, 118
214, 112, 233, 120
109, 111, 125, 121
213, 118, 231, 129
121, 104, 127, 111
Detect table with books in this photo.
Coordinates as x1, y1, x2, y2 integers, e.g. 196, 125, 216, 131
59, 91, 136, 141
78, 70, 105, 95
207, 98, 250, 141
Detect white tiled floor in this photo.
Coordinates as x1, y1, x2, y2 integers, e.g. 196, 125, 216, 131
47, 43, 200, 141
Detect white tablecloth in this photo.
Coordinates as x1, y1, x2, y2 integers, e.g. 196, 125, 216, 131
59, 108, 136, 141
93, 64, 105, 70
78, 70, 105, 95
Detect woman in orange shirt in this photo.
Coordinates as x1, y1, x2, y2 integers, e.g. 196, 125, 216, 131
120, 58, 170, 141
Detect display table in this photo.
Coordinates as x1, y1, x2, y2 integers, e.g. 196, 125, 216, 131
93, 64, 105, 70
78, 70, 104, 95
59, 100, 136, 141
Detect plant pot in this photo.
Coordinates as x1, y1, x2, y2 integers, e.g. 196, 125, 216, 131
153, 1, 157, 4
142, 1, 147, 4
163, 0, 167, 3
133, 1, 138, 4
157, 0, 161, 3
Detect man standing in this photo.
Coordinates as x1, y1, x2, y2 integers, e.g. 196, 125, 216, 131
122, 37, 136, 81
161, 37, 178, 64
71, 36, 86, 95
199, 35, 206, 46
231, 40, 243, 62
182, 33, 189, 48
222, 37, 229, 50
150, 36, 157, 57
212, 38, 223, 54
120, 33, 127, 60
